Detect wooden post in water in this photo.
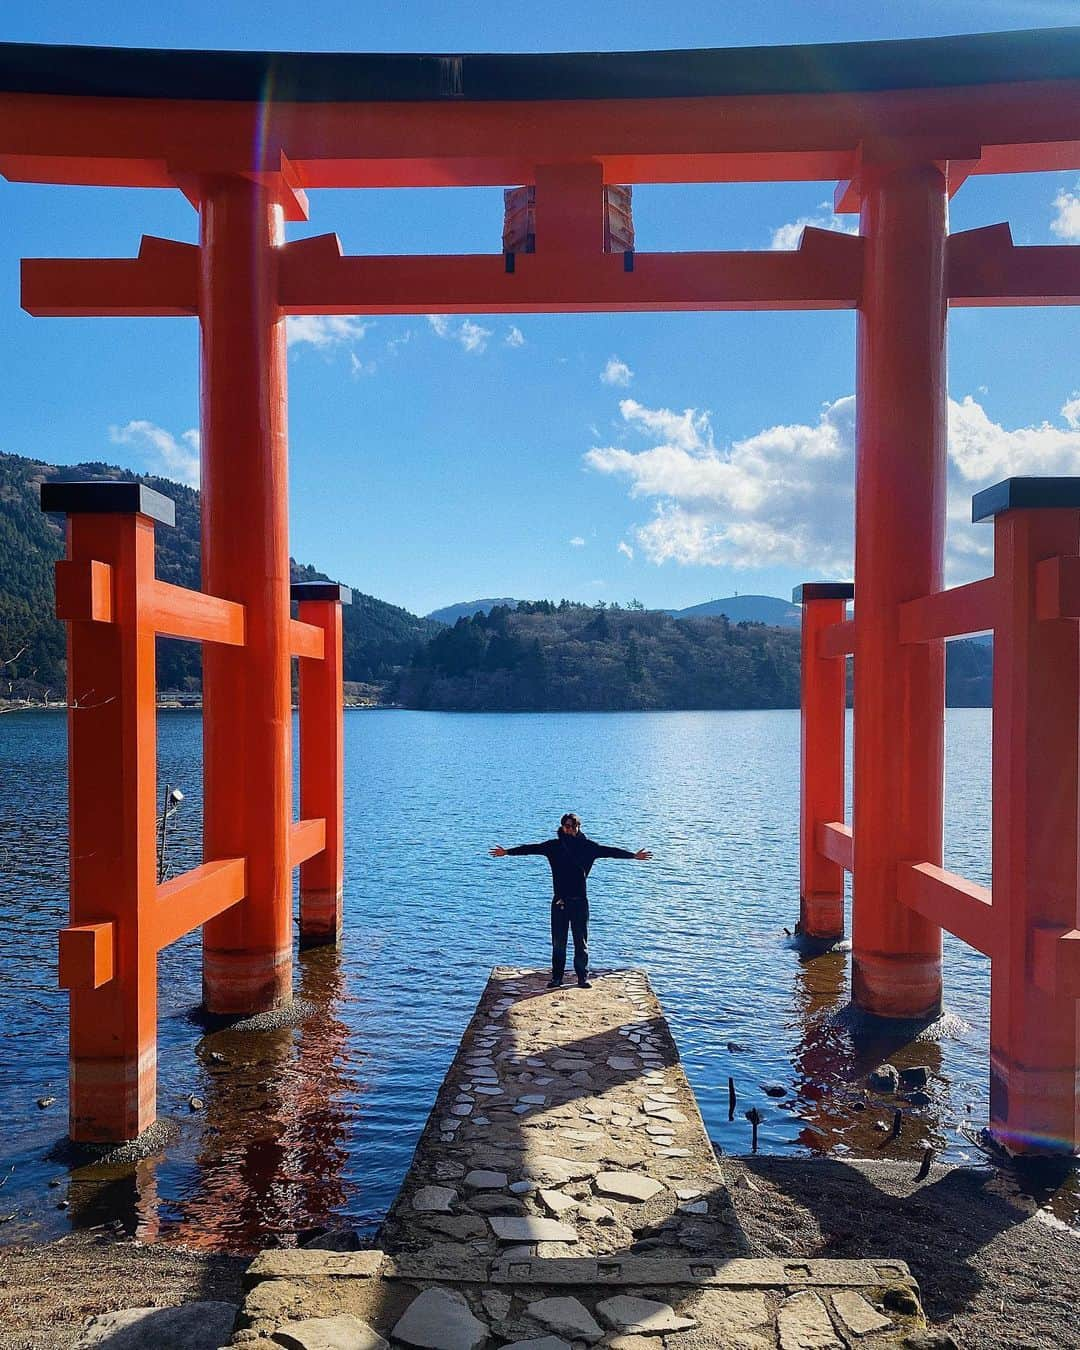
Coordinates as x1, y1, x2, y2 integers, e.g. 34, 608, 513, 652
976, 479, 1080, 1155
851, 154, 947, 1020
293, 582, 351, 947
794, 582, 853, 946
199, 175, 294, 1014
46, 482, 171, 1142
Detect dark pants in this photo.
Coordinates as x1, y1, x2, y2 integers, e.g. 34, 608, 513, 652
551, 897, 589, 982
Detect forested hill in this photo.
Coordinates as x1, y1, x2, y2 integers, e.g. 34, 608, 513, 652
397, 601, 993, 712
397, 601, 804, 712
0, 450, 439, 695
0, 450, 993, 709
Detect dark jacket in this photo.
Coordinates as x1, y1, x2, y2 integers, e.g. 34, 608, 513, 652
506, 831, 635, 902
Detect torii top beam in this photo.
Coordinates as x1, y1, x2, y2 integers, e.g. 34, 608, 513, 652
2, 28, 1080, 190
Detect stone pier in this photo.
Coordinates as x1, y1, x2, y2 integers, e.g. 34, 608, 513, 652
230, 969, 928, 1349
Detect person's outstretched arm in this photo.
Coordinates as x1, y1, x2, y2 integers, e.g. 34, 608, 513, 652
490, 841, 549, 858
592, 842, 653, 861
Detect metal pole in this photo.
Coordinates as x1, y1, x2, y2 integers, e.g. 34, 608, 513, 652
157, 783, 171, 885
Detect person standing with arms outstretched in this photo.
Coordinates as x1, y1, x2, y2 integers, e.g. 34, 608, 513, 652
490, 812, 652, 988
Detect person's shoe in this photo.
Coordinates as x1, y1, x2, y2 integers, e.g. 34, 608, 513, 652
546, 977, 563, 989
577, 978, 592, 989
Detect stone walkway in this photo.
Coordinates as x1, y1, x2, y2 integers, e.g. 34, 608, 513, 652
229, 969, 931, 1350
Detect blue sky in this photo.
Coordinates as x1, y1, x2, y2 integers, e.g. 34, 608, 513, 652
3, 2, 1080, 616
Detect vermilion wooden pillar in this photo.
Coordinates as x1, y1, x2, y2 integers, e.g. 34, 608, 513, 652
293, 582, 351, 947
794, 582, 853, 945
200, 176, 294, 1013
852, 156, 947, 1019
978, 481, 1080, 1154
52, 485, 173, 1140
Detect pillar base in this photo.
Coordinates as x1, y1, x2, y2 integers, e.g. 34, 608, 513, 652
69, 1046, 156, 1144
299, 887, 343, 949
990, 1052, 1080, 1157
852, 950, 942, 1020
798, 892, 845, 946
202, 947, 291, 1015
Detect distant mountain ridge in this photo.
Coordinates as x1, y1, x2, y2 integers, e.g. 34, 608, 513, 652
426, 593, 803, 627
426, 597, 519, 626
669, 594, 802, 626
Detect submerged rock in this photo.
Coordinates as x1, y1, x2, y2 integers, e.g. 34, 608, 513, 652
867, 1063, 901, 1093
899, 1064, 931, 1088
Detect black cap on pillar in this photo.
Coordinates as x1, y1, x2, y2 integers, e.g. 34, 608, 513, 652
290, 581, 352, 606
792, 582, 854, 603
40, 479, 175, 527
971, 476, 1080, 522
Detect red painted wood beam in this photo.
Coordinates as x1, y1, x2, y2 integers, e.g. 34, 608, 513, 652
144, 580, 245, 646
1035, 554, 1080, 620
23, 227, 864, 316
289, 618, 325, 660
2, 80, 1080, 187
54, 559, 114, 624
1032, 925, 1080, 999
26, 221, 1080, 320
816, 821, 854, 872
58, 920, 116, 991
817, 618, 856, 659
278, 227, 864, 314
22, 236, 198, 317
154, 858, 246, 950
949, 223, 1080, 306
898, 577, 997, 643
290, 818, 327, 869
898, 862, 995, 957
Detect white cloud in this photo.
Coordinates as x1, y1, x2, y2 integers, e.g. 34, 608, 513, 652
350, 354, 376, 377
769, 213, 859, 251
1051, 184, 1080, 241
618, 540, 634, 560
585, 393, 1080, 584
569, 535, 586, 548
427, 314, 493, 353
287, 315, 372, 349
109, 420, 200, 488
459, 320, 492, 353
506, 326, 526, 348
601, 356, 634, 387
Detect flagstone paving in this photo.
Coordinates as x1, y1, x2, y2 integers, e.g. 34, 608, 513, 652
228, 969, 930, 1349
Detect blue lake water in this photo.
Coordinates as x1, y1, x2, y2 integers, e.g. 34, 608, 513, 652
0, 707, 1007, 1250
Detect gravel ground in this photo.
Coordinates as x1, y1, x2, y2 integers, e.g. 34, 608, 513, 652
0, 1232, 246, 1350
724, 1154, 1080, 1350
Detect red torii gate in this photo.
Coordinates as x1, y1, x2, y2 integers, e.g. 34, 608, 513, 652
3, 28, 1080, 1154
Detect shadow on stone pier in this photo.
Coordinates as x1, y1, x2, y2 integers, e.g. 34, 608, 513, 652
229, 967, 928, 1349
